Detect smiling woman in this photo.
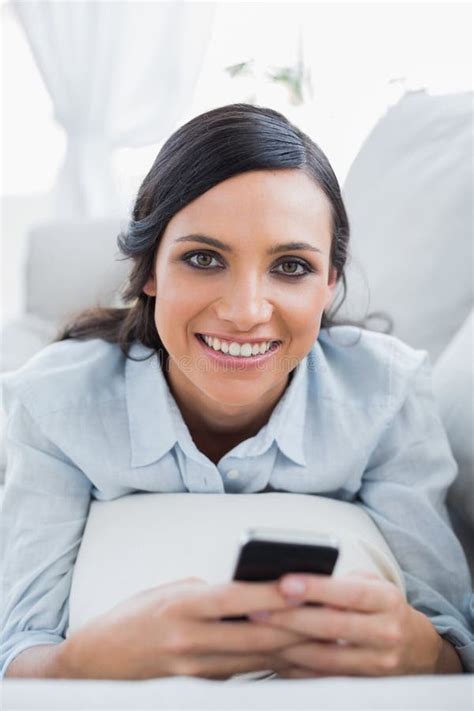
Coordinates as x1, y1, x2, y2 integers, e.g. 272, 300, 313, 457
54, 104, 362, 458
56, 103, 364, 351
1, 104, 472, 681
138, 168, 339, 452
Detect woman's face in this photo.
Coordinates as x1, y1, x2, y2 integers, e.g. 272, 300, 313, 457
143, 168, 337, 417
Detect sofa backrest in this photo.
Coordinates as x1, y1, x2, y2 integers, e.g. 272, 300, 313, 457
342, 89, 473, 363
25, 218, 130, 322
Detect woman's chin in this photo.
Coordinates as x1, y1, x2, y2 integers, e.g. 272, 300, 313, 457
193, 371, 291, 411
199, 383, 270, 408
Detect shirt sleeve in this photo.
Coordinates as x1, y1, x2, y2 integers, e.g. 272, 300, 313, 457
356, 349, 474, 672
0, 386, 92, 678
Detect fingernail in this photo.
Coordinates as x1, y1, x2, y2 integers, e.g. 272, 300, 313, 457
281, 577, 306, 596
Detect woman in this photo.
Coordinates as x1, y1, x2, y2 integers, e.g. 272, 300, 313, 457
1, 104, 472, 679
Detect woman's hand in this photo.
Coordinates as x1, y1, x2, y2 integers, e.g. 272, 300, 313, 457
61, 577, 309, 680
248, 572, 448, 677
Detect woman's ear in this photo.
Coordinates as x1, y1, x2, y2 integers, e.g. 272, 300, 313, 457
143, 273, 157, 297
324, 266, 338, 308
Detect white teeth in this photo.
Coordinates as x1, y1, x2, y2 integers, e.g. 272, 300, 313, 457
201, 334, 276, 357
240, 343, 253, 357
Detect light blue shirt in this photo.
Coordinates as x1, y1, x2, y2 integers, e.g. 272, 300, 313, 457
1, 327, 473, 675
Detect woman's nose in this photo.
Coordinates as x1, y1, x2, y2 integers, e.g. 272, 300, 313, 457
214, 277, 273, 331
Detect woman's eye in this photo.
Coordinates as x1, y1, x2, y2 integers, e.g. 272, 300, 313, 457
185, 252, 223, 269
274, 260, 311, 278
182, 252, 313, 278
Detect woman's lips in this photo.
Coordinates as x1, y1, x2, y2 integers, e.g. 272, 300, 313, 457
194, 333, 281, 368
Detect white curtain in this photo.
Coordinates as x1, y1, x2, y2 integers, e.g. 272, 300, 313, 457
13, 1, 216, 218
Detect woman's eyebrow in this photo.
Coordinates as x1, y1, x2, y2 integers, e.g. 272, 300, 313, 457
174, 234, 323, 255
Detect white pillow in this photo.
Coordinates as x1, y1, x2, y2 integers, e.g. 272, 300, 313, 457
25, 219, 129, 322
342, 90, 473, 362
67, 492, 404, 634
433, 309, 474, 579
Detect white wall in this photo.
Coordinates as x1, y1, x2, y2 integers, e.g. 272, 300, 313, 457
1, 1, 472, 323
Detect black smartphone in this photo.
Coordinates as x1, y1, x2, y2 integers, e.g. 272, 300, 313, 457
221, 527, 340, 622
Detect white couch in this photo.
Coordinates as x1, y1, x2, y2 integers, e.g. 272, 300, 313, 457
1, 89, 473, 708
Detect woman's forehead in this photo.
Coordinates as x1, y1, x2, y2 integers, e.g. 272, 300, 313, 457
162, 169, 333, 248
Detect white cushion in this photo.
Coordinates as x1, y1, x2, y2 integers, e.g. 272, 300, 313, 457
25, 219, 130, 322
67, 492, 405, 635
3, 674, 474, 708
342, 90, 473, 362
433, 310, 474, 578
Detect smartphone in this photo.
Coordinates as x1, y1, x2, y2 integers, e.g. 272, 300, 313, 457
221, 527, 339, 622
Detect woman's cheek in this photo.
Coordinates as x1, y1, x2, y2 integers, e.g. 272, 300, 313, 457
289, 294, 326, 337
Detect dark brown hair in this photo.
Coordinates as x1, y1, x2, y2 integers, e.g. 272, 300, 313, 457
55, 103, 392, 364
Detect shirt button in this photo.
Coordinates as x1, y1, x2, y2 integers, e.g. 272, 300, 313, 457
226, 468, 240, 480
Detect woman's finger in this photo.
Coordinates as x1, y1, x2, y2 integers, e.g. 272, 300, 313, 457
278, 574, 403, 613
274, 640, 397, 676
174, 651, 280, 680
275, 666, 325, 679
183, 619, 309, 654
253, 606, 398, 648
177, 580, 291, 620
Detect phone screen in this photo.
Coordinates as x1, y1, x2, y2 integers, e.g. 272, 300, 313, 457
221, 534, 339, 622
233, 538, 339, 581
